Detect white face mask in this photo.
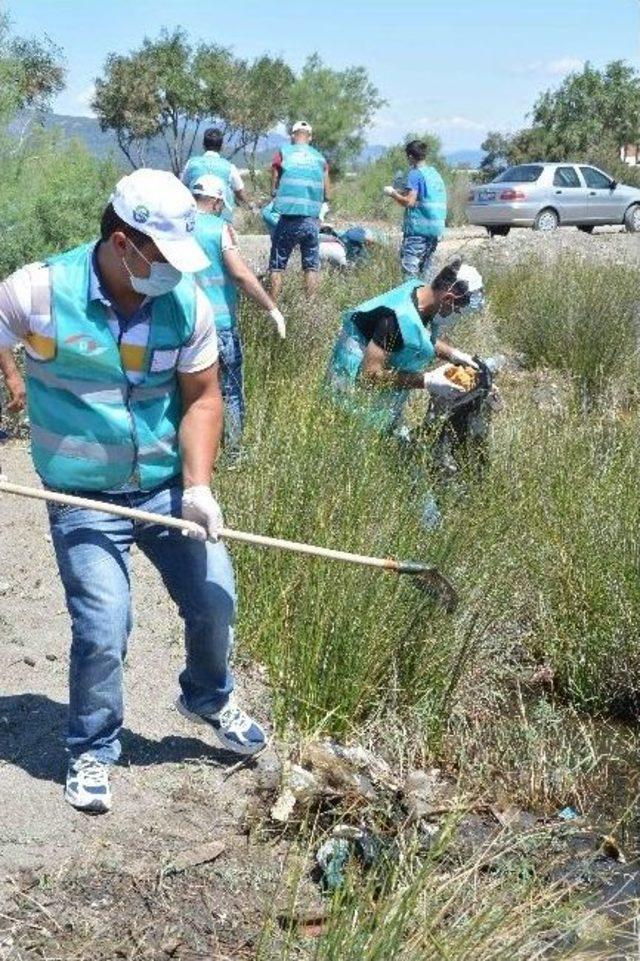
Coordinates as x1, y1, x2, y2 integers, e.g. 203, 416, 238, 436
123, 239, 182, 297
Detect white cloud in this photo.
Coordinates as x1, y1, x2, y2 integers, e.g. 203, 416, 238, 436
511, 57, 584, 77
75, 84, 96, 116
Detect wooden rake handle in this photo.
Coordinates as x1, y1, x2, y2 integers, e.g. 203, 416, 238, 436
0, 480, 458, 611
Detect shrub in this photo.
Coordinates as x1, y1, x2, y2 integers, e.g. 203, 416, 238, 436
0, 127, 120, 276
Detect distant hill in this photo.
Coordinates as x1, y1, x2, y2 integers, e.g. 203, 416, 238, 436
445, 148, 483, 169
10, 112, 482, 170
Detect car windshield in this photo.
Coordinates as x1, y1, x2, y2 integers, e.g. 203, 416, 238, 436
494, 165, 544, 184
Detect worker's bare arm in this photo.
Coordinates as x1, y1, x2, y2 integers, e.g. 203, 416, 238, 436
323, 168, 331, 201
223, 249, 275, 311
0, 348, 25, 412
178, 364, 223, 487
389, 188, 418, 209
361, 340, 425, 389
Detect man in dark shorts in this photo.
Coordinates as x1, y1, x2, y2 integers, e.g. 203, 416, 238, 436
269, 121, 330, 301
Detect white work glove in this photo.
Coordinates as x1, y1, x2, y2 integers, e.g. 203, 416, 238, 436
269, 307, 286, 340
182, 486, 224, 542
382, 185, 395, 197
448, 348, 479, 369
423, 365, 466, 402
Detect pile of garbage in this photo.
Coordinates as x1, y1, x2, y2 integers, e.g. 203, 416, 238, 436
260, 737, 636, 902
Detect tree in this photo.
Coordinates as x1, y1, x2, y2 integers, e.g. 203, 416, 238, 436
287, 54, 385, 170
216, 54, 294, 179
93, 29, 293, 175
531, 61, 640, 159
0, 13, 65, 121
480, 61, 640, 175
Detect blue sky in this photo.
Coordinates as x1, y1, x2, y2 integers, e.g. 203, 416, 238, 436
7, 0, 640, 150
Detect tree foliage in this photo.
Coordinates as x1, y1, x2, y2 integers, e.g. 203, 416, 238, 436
480, 61, 640, 179
93, 35, 382, 174
287, 54, 385, 170
0, 13, 65, 121
93, 29, 294, 175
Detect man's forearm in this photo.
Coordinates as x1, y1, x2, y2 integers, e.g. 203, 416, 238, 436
235, 271, 275, 311
362, 367, 425, 390
0, 348, 19, 381
179, 394, 223, 487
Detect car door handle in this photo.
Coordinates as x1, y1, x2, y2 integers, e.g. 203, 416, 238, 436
555, 190, 562, 194
589, 191, 596, 195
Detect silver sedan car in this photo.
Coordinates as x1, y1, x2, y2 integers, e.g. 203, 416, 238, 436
466, 162, 640, 236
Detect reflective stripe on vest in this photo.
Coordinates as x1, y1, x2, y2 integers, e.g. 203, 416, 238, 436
25, 242, 197, 492
404, 165, 448, 238
274, 143, 325, 217
194, 214, 238, 331
327, 280, 436, 431
184, 153, 236, 223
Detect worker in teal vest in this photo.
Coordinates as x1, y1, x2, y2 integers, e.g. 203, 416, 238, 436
0, 169, 268, 816
269, 120, 330, 302
181, 127, 249, 225
383, 139, 448, 281
191, 175, 285, 457
327, 259, 484, 433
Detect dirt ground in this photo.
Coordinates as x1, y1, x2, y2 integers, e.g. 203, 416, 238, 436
0, 441, 299, 959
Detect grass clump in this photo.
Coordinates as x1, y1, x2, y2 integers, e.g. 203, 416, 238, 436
489, 256, 640, 404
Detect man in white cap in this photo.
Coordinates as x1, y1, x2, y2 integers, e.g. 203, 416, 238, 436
0, 168, 266, 815
191, 175, 285, 457
269, 121, 330, 301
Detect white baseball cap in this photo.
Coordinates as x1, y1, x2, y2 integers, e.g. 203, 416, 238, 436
110, 169, 209, 272
292, 120, 312, 134
191, 175, 228, 206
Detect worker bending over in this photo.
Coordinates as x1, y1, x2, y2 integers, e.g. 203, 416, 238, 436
327, 259, 484, 433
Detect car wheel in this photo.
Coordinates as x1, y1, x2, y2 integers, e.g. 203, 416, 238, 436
624, 204, 640, 233
487, 226, 511, 237
533, 208, 559, 232
577, 225, 594, 234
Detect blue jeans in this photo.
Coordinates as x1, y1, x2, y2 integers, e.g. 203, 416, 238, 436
48, 482, 236, 764
217, 327, 244, 454
269, 215, 320, 272
400, 234, 440, 280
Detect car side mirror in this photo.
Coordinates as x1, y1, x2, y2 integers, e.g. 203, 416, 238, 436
610, 180, 618, 191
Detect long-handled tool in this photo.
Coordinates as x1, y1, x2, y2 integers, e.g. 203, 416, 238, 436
0, 480, 458, 612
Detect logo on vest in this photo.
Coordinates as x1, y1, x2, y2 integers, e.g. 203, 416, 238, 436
132, 205, 150, 224
64, 334, 109, 356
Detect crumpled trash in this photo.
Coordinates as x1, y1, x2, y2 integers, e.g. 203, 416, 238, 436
316, 838, 350, 891
558, 806, 580, 821
270, 763, 324, 822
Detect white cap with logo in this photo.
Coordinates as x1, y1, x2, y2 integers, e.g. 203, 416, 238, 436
191, 174, 229, 207
291, 120, 312, 134
111, 169, 209, 272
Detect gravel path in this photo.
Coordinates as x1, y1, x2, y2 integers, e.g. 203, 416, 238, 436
237, 223, 640, 276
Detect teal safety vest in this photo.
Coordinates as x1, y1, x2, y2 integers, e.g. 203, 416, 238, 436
262, 201, 280, 235
327, 281, 436, 431
274, 143, 325, 217
404, 165, 447, 238
25, 243, 197, 493
183, 153, 236, 223
194, 213, 237, 331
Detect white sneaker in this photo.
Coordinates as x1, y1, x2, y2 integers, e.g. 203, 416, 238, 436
176, 696, 266, 756
65, 755, 112, 813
